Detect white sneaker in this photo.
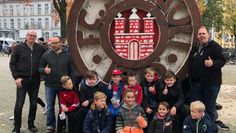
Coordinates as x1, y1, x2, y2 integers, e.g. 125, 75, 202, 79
9, 115, 14, 120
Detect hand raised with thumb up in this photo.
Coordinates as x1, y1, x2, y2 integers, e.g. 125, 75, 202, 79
163, 86, 168, 95
44, 65, 51, 74
136, 113, 147, 128
204, 56, 213, 67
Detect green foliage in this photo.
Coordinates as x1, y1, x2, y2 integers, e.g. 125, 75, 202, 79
202, 0, 224, 32
223, 0, 236, 35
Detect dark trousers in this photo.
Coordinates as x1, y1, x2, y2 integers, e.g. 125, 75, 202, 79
14, 77, 40, 129
57, 108, 79, 133
189, 82, 220, 132
74, 107, 89, 133
144, 107, 157, 133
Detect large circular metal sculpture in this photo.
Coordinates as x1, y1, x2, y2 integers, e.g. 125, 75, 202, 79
67, 0, 202, 82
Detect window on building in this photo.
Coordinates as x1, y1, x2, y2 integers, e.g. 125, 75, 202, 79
10, 5, 13, 15
3, 5, 7, 16
37, 4, 41, 15
30, 18, 35, 28
45, 18, 49, 29
23, 7, 27, 15
10, 19, 14, 29
45, 32, 49, 40
53, 32, 58, 37
17, 19, 21, 29
4, 19, 7, 29
45, 4, 49, 14
30, 5, 34, 15
24, 19, 29, 29
0, 19, 1, 29
38, 18, 42, 29
16, 5, 20, 15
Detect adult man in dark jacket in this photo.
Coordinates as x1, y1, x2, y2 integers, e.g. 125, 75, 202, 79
38, 36, 75, 133
9, 30, 46, 133
188, 26, 226, 132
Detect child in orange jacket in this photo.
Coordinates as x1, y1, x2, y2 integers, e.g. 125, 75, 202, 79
116, 89, 147, 133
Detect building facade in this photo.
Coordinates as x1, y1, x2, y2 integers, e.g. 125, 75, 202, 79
0, 0, 60, 41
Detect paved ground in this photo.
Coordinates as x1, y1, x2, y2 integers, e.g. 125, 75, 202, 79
0, 55, 235, 133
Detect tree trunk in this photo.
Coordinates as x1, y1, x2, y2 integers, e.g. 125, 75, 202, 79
60, 13, 67, 39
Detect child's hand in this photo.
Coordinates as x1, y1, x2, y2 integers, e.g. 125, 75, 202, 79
62, 106, 68, 112
170, 106, 176, 116
148, 86, 155, 92
165, 121, 172, 126
82, 100, 89, 107
117, 130, 124, 133
163, 86, 168, 95
146, 107, 153, 114
113, 101, 120, 108
108, 83, 112, 90
136, 113, 147, 128
124, 85, 128, 89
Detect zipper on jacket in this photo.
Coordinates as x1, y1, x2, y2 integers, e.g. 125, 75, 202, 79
129, 108, 132, 133
196, 119, 200, 133
162, 119, 165, 133
30, 51, 33, 79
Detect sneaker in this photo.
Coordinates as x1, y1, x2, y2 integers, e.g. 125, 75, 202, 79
9, 115, 14, 120
11, 127, 20, 133
216, 120, 229, 131
28, 125, 37, 132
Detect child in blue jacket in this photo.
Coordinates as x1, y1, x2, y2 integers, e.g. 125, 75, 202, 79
106, 69, 124, 117
183, 101, 214, 133
83, 92, 113, 133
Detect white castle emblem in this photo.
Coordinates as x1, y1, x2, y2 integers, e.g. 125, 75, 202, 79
113, 8, 155, 60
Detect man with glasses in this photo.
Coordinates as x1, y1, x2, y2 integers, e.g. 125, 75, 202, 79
39, 36, 75, 133
9, 30, 46, 133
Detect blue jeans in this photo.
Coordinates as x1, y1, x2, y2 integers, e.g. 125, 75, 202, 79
190, 82, 220, 132
45, 86, 61, 129
202, 85, 220, 121
190, 82, 220, 121
14, 77, 40, 129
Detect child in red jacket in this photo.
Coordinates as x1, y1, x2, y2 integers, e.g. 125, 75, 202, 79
58, 75, 80, 133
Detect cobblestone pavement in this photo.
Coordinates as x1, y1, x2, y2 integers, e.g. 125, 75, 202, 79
0, 56, 235, 133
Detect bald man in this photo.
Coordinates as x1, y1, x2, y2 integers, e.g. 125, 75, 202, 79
10, 30, 46, 133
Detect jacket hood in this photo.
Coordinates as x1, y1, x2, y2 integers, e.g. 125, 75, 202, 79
85, 78, 102, 87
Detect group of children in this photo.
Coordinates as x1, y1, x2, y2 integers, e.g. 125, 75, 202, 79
56, 68, 215, 133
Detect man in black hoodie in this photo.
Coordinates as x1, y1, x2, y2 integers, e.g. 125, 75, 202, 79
10, 30, 46, 133
188, 26, 226, 132
38, 36, 75, 133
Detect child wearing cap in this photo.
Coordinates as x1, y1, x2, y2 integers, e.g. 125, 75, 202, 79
106, 69, 124, 132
